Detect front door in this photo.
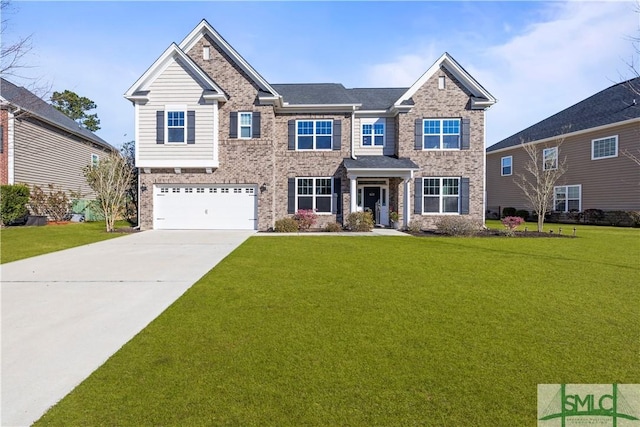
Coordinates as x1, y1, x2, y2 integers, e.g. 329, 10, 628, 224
363, 186, 381, 223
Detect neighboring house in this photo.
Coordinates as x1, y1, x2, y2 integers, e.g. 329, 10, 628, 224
0, 78, 115, 199
125, 20, 496, 231
486, 78, 640, 217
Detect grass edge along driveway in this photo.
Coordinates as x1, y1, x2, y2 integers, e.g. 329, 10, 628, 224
35, 225, 640, 426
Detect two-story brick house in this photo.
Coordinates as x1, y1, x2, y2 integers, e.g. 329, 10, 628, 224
126, 20, 496, 231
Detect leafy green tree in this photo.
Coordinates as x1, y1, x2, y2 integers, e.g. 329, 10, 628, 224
50, 89, 101, 131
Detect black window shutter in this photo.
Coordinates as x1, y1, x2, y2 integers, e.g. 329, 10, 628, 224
332, 177, 341, 214
333, 120, 342, 151
156, 111, 164, 144
288, 120, 295, 150
461, 118, 470, 150
0, 125, 3, 153
460, 177, 470, 214
252, 112, 261, 138
187, 111, 195, 144
414, 119, 423, 150
229, 112, 238, 138
414, 177, 422, 214
287, 178, 296, 214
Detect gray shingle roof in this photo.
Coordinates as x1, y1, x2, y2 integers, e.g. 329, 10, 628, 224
343, 155, 419, 170
271, 83, 410, 110
487, 77, 640, 152
0, 78, 113, 150
347, 88, 410, 110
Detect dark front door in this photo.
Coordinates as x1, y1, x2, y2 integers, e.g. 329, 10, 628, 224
363, 186, 381, 223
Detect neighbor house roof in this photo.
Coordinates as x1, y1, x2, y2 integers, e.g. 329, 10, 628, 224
487, 77, 640, 153
0, 78, 114, 151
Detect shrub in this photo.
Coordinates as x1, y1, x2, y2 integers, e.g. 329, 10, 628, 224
583, 209, 604, 224
502, 207, 516, 218
28, 184, 74, 221
274, 217, 299, 232
435, 216, 481, 236
501, 216, 525, 236
324, 222, 343, 232
0, 184, 30, 226
629, 211, 640, 227
294, 209, 317, 231
407, 219, 422, 233
515, 209, 529, 220
346, 211, 374, 232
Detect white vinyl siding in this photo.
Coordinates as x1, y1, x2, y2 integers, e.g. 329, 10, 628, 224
137, 58, 216, 167
354, 117, 395, 156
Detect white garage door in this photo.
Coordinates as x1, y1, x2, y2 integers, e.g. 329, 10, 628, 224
154, 185, 257, 230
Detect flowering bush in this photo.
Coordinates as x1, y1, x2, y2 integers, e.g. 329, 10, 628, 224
501, 216, 524, 236
294, 209, 317, 231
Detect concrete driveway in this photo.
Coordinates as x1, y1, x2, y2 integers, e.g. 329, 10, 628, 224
1, 230, 254, 427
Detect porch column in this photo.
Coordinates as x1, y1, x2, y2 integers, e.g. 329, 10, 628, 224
403, 179, 411, 229
350, 177, 357, 214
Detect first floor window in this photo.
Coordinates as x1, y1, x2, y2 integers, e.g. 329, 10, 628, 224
423, 177, 460, 213
296, 177, 332, 213
592, 135, 618, 160
239, 112, 252, 138
543, 147, 558, 170
501, 156, 512, 176
554, 185, 581, 212
424, 118, 460, 150
167, 110, 185, 143
297, 120, 332, 150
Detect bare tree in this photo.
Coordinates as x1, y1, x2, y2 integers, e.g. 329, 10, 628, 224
514, 138, 568, 232
1, 0, 32, 79
83, 152, 133, 232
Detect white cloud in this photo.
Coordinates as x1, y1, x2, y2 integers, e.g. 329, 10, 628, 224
366, 43, 439, 87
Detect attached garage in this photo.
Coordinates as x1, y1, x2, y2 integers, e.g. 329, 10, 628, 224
153, 185, 257, 230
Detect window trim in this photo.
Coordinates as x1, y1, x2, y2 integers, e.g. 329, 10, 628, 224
591, 135, 618, 160
165, 105, 187, 144
295, 177, 333, 214
422, 118, 461, 150
296, 120, 333, 151
501, 156, 512, 176
543, 147, 558, 171
238, 112, 253, 139
420, 177, 461, 215
361, 118, 385, 147
554, 184, 582, 213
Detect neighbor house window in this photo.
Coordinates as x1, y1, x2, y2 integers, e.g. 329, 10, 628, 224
91, 153, 99, 167
296, 177, 332, 213
423, 119, 460, 149
239, 112, 252, 139
554, 185, 581, 212
166, 110, 186, 143
501, 156, 512, 176
543, 147, 558, 171
362, 120, 384, 146
422, 177, 460, 214
297, 120, 333, 150
592, 136, 618, 160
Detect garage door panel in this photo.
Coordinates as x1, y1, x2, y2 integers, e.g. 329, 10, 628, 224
154, 185, 257, 230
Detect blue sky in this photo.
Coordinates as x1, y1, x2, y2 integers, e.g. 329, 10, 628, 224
3, 1, 638, 148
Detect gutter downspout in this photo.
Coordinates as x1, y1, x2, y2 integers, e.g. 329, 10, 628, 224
350, 106, 357, 160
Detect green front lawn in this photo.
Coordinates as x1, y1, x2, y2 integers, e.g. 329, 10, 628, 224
36, 225, 639, 426
0, 221, 127, 264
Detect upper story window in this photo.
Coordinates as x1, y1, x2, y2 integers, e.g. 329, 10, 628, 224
91, 153, 100, 167
239, 112, 252, 139
501, 156, 512, 176
423, 119, 460, 150
297, 120, 332, 150
167, 110, 186, 143
362, 120, 384, 146
543, 147, 558, 171
592, 136, 618, 160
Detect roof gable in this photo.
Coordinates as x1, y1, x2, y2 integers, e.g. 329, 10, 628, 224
394, 52, 496, 110
124, 43, 227, 102
178, 19, 279, 98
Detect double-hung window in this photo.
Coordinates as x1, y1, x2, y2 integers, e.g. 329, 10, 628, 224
167, 110, 186, 143
554, 185, 581, 212
91, 153, 99, 167
239, 112, 252, 139
501, 156, 512, 176
297, 120, 332, 150
423, 119, 460, 149
543, 147, 558, 171
362, 120, 384, 146
296, 177, 332, 213
423, 177, 460, 214
592, 136, 618, 160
